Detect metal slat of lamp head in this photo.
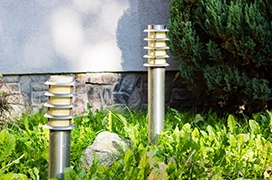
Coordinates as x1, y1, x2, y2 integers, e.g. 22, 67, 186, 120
144, 38, 169, 41
144, 25, 169, 32
44, 113, 76, 119
44, 92, 77, 97
143, 55, 169, 59
144, 46, 169, 50
44, 102, 77, 109
44, 81, 77, 86
44, 124, 76, 130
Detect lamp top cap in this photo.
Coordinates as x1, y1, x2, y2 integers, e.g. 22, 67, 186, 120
148, 25, 167, 30
50, 75, 74, 83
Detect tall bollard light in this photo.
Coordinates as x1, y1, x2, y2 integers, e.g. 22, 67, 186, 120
44, 76, 76, 180
144, 25, 169, 144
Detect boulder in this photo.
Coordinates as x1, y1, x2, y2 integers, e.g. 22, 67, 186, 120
80, 131, 132, 170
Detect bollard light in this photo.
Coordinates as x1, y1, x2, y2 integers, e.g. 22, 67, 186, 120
44, 75, 76, 180
144, 25, 169, 144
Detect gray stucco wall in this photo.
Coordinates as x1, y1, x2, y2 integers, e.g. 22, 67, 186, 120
0, 0, 178, 74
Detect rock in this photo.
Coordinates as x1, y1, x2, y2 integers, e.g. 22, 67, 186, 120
80, 131, 132, 170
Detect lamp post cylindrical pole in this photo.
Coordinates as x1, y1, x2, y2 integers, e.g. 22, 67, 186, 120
148, 66, 165, 143
44, 76, 76, 180
143, 25, 169, 144
49, 130, 71, 179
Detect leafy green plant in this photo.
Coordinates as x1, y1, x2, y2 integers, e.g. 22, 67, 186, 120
0, 113, 49, 179
2, 107, 272, 179
63, 108, 272, 179
0, 129, 16, 162
0, 173, 27, 180
0, 129, 16, 175
0, 129, 27, 180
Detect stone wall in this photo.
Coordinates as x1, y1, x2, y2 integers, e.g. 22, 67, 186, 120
0, 72, 196, 116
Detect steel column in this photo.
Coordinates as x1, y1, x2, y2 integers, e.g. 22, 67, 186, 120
49, 130, 71, 179
147, 66, 165, 143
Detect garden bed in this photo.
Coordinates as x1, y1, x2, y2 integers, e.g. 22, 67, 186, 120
1, 106, 272, 179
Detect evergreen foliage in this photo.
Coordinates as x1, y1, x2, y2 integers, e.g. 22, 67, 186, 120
168, 0, 272, 113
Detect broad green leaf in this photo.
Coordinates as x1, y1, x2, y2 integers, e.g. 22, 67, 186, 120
249, 120, 260, 134
207, 125, 216, 140
124, 149, 136, 168
173, 126, 180, 136
253, 112, 268, 122
64, 168, 77, 180
138, 152, 150, 180
192, 128, 200, 143
237, 134, 246, 146
123, 149, 139, 180
238, 133, 250, 142
193, 114, 204, 123
0, 130, 16, 162
266, 110, 272, 132
227, 114, 237, 133
252, 113, 259, 121
242, 151, 254, 162
200, 130, 208, 138
255, 135, 264, 150
0, 173, 27, 180
181, 123, 192, 136
229, 134, 237, 147
107, 111, 113, 132
27, 167, 39, 180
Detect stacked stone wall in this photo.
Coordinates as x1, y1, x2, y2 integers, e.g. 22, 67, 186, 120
0, 72, 196, 116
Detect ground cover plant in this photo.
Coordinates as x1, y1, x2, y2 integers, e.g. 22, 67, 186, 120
1, 106, 272, 179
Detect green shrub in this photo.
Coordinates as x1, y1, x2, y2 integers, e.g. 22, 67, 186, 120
168, 0, 272, 114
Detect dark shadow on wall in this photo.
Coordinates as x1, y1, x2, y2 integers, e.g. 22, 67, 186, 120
116, 0, 189, 111
116, 0, 142, 71
116, 0, 173, 72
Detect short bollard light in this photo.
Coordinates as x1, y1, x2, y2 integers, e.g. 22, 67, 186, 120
44, 75, 77, 180
144, 25, 169, 144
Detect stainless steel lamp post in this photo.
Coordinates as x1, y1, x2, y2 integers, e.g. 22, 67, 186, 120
44, 76, 77, 180
143, 25, 169, 144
